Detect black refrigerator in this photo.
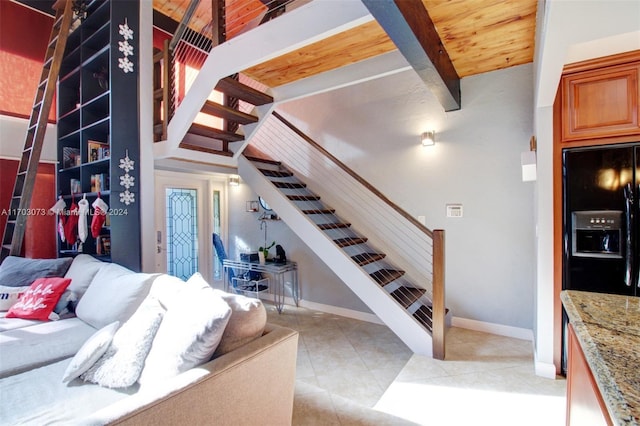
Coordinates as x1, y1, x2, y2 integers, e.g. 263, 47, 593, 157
562, 143, 640, 372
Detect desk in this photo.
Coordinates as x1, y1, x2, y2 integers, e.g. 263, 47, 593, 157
223, 259, 299, 313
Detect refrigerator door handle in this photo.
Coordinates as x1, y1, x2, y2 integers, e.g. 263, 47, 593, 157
624, 183, 634, 287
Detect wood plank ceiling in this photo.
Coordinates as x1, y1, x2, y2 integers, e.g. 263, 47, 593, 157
153, 0, 537, 87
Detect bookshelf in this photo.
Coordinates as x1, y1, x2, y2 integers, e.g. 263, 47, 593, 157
56, 0, 141, 271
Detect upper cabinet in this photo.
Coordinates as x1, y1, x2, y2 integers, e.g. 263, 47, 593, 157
562, 60, 640, 142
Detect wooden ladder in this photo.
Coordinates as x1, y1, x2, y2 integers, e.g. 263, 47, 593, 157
1, 0, 74, 261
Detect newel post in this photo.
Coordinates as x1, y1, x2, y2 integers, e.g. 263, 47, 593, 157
432, 229, 445, 360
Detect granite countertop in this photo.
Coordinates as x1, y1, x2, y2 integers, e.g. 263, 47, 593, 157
561, 290, 640, 425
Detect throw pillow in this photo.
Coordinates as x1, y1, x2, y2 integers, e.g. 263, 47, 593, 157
6, 277, 72, 321
75, 263, 156, 329
212, 287, 267, 357
81, 297, 164, 388
63, 254, 105, 308
138, 274, 231, 387
62, 321, 120, 383
0, 256, 72, 288
53, 289, 77, 316
0, 285, 29, 311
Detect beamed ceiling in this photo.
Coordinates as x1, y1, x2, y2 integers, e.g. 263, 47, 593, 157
152, 0, 537, 88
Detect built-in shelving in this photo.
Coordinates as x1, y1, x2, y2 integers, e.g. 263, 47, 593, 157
56, 0, 141, 271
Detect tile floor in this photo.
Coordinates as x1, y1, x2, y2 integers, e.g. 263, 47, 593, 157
266, 303, 567, 426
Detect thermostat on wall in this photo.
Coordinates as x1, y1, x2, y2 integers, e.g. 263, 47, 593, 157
446, 204, 463, 218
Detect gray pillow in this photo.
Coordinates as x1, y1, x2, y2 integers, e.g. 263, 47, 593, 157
64, 254, 106, 305
75, 263, 156, 329
0, 256, 73, 288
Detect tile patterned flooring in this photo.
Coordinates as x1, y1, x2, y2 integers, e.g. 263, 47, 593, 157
266, 304, 567, 426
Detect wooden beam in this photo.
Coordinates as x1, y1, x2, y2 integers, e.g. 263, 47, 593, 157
432, 229, 446, 360
362, 0, 460, 111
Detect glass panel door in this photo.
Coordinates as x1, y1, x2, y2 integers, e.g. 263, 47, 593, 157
166, 188, 198, 280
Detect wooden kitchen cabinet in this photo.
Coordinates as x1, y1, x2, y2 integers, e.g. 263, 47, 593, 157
566, 324, 613, 426
562, 62, 640, 141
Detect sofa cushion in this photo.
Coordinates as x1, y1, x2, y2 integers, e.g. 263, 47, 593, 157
82, 297, 164, 388
0, 358, 136, 426
63, 254, 106, 307
0, 256, 72, 288
0, 285, 29, 311
138, 275, 231, 386
212, 288, 267, 357
62, 321, 120, 383
148, 273, 186, 309
6, 277, 72, 321
75, 263, 156, 329
0, 317, 97, 378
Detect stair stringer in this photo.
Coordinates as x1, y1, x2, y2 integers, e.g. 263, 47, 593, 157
238, 156, 434, 356
159, 0, 373, 159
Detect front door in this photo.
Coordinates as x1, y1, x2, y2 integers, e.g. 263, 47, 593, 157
154, 171, 226, 283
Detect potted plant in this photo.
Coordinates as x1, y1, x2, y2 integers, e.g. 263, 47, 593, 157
258, 241, 276, 263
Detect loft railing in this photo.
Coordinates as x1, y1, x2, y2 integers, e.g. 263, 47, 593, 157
152, 0, 299, 142
251, 112, 446, 359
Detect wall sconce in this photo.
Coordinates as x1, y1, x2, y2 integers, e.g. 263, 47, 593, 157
229, 175, 240, 186
521, 136, 537, 182
421, 131, 435, 146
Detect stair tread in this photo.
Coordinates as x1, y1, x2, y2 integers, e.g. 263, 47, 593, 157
215, 77, 273, 106
179, 142, 233, 157
391, 286, 426, 309
201, 101, 258, 125
370, 269, 405, 286
273, 181, 306, 189
413, 305, 433, 331
260, 169, 293, 178
351, 253, 386, 266
302, 209, 336, 215
288, 195, 320, 201
334, 237, 367, 247
245, 155, 281, 166
187, 123, 244, 142
318, 222, 350, 230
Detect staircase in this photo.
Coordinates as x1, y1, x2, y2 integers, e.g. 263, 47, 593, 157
178, 77, 273, 156
239, 151, 446, 357
1, 0, 74, 261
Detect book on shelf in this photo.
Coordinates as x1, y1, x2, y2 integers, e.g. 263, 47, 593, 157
62, 147, 80, 169
96, 234, 111, 255
90, 173, 109, 193
88, 140, 110, 162
70, 178, 81, 194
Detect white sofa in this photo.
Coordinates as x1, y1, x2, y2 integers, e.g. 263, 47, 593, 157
0, 255, 298, 425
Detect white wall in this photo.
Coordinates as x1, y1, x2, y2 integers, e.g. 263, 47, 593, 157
277, 64, 536, 330
0, 116, 57, 162
227, 180, 372, 313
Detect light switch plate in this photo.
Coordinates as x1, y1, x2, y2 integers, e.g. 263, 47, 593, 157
446, 204, 463, 218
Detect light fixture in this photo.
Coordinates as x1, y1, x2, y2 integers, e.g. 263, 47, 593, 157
421, 131, 435, 146
229, 175, 240, 186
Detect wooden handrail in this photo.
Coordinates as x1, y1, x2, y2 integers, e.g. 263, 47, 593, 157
273, 111, 434, 238
432, 229, 446, 360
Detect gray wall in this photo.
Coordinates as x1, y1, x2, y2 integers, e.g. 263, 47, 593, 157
276, 64, 535, 329
227, 182, 372, 312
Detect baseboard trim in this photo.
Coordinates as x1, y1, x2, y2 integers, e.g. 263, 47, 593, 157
451, 316, 534, 341
534, 359, 559, 379
274, 296, 383, 324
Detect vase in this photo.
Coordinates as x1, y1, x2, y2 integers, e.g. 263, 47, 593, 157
258, 251, 265, 264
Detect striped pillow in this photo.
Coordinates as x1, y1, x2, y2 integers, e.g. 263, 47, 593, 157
0, 285, 29, 311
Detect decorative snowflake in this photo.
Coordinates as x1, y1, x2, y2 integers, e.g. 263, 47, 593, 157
120, 190, 135, 206
118, 40, 133, 57
119, 20, 133, 40
119, 151, 134, 172
118, 57, 134, 73
120, 173, 135, 189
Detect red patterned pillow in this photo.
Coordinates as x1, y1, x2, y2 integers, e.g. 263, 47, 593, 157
6, 277, 72, 321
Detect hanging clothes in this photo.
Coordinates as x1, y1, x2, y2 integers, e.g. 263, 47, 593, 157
64, 198, 79, 245
77, 196, 90, 243
91, 196, 109, 238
